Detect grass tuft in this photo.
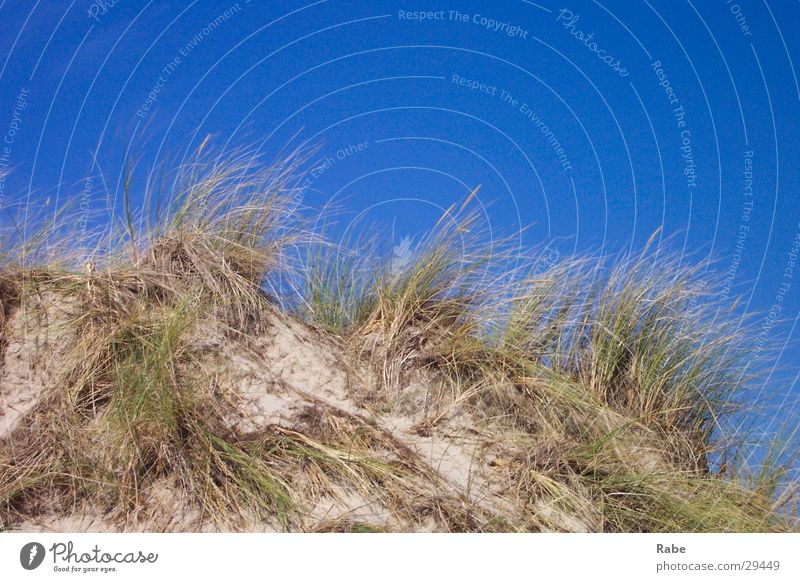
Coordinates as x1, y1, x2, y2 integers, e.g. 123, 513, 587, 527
0, 149, 796, 532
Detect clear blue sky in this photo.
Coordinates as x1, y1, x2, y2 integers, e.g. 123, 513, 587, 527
1, 1, 798, 457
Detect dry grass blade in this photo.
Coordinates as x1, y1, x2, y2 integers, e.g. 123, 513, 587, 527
0, 148, 796, 532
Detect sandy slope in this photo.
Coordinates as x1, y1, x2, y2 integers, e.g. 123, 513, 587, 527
1, 294, 589, 532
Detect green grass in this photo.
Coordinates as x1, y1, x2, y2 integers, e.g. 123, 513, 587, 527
0, 147, 796, 532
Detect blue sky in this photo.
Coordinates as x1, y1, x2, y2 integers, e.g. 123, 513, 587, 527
0, 1, 798, 455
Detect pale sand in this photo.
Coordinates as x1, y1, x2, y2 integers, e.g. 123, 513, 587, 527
1, 295, 594, 532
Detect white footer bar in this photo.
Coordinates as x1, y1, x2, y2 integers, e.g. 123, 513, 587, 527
1, 533, 797, 581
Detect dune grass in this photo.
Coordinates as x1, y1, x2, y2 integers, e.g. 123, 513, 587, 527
0, 148, 797, 532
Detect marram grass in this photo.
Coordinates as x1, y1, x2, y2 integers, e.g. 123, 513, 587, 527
0, 149, 796, 532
